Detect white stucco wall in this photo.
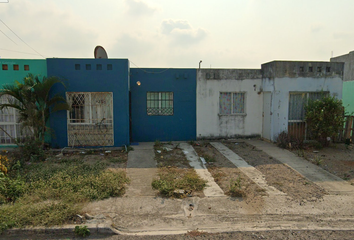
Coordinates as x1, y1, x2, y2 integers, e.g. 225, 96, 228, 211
197, 69, 262, 139
263, 77, 343, 141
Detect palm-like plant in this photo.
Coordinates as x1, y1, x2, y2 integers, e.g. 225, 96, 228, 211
0, 74, 70, 148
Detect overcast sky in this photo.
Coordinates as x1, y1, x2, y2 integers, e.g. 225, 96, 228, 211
0, 0, 354, 68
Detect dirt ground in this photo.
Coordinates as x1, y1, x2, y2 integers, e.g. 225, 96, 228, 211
4, 141, 354, 240
294, 143, 354, 185
58, 149, 128, 169
193, 142, 266, 204
222, 141, 327, 202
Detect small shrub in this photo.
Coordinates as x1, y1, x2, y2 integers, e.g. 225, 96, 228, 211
152, 167, 206, 197
21, 139, 46, 162
0, 155, 9, 174
305, 96, 345, 146
0, 173, 26, 203
313, 156, 323, 166
74, 225, 90, 237
151, 179, 175, 196
228, 177, 244, 197
276, 131, 290, 149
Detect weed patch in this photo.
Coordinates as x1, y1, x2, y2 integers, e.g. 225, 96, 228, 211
0, 153, 129, 233
313, 156, 323, 166
152, 167, 206, 197
228, 177, 245, 197
74, 225, 90, 237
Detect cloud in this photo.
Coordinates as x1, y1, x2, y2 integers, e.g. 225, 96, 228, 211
160, 19, 207, 46
311, 24, 322, 33
112, 33, 154, 58
0, 1, 98, 58
161, 19, 191, 34
333, 31, 352, 40
125, 0, 158, 16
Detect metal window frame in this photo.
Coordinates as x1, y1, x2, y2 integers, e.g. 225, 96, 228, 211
146, 91, 174, 116
288, 91, 329, 139
219, 92, 246, 115
66, 92, 114, 147
0, 96, 26, 144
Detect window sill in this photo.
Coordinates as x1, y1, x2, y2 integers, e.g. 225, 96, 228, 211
218, 113, 247, 117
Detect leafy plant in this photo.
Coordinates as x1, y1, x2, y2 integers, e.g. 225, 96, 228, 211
21, 139, 46, 162
0, 155, 9, 174
305, 96, 345, 146
74, 225, 90, 237
228, 177, 244, 197
0, 74, 70, 149
313, 156, 323, 166
0, 173, 26, 203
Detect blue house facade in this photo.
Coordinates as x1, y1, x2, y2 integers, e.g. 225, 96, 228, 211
130, 68, 196, 142
47, 58, 130, 148
0, 57, 344, 148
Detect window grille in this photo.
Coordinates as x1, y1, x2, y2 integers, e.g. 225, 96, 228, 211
288, 92, 329, 140
147, 92, 173, 116
0, 96, 29, 144
67, 92, 114, 146
219, 92, 245, 115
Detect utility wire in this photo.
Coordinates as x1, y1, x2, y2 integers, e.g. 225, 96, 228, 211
0, 29, 17, 45
0, 48, 42, 56
0, 19, 45, 58
130, 60, 171, 74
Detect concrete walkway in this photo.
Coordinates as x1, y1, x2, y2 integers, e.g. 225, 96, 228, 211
210, 142, 285, 197
247, 140, 354, 195
124, 142, 157, 197
179, 143, 225, 197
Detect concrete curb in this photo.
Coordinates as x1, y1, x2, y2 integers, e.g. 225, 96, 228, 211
2, 223, 117, 237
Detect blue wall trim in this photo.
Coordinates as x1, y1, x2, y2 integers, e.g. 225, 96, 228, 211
47, 58, 130, 148
130, 68, 196, 142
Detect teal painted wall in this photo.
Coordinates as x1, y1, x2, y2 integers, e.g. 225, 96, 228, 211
343, 81, 354, 115
0, 59, 47, 85
0, 59, 47, 147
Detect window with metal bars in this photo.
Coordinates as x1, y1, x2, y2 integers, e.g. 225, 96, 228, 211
147, 92, 173, 116
288, 91, 329, 140
66, 92, 114, 146
288, 92, 329, 122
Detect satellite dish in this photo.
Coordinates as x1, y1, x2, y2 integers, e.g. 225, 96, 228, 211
94, 46, 108, 59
